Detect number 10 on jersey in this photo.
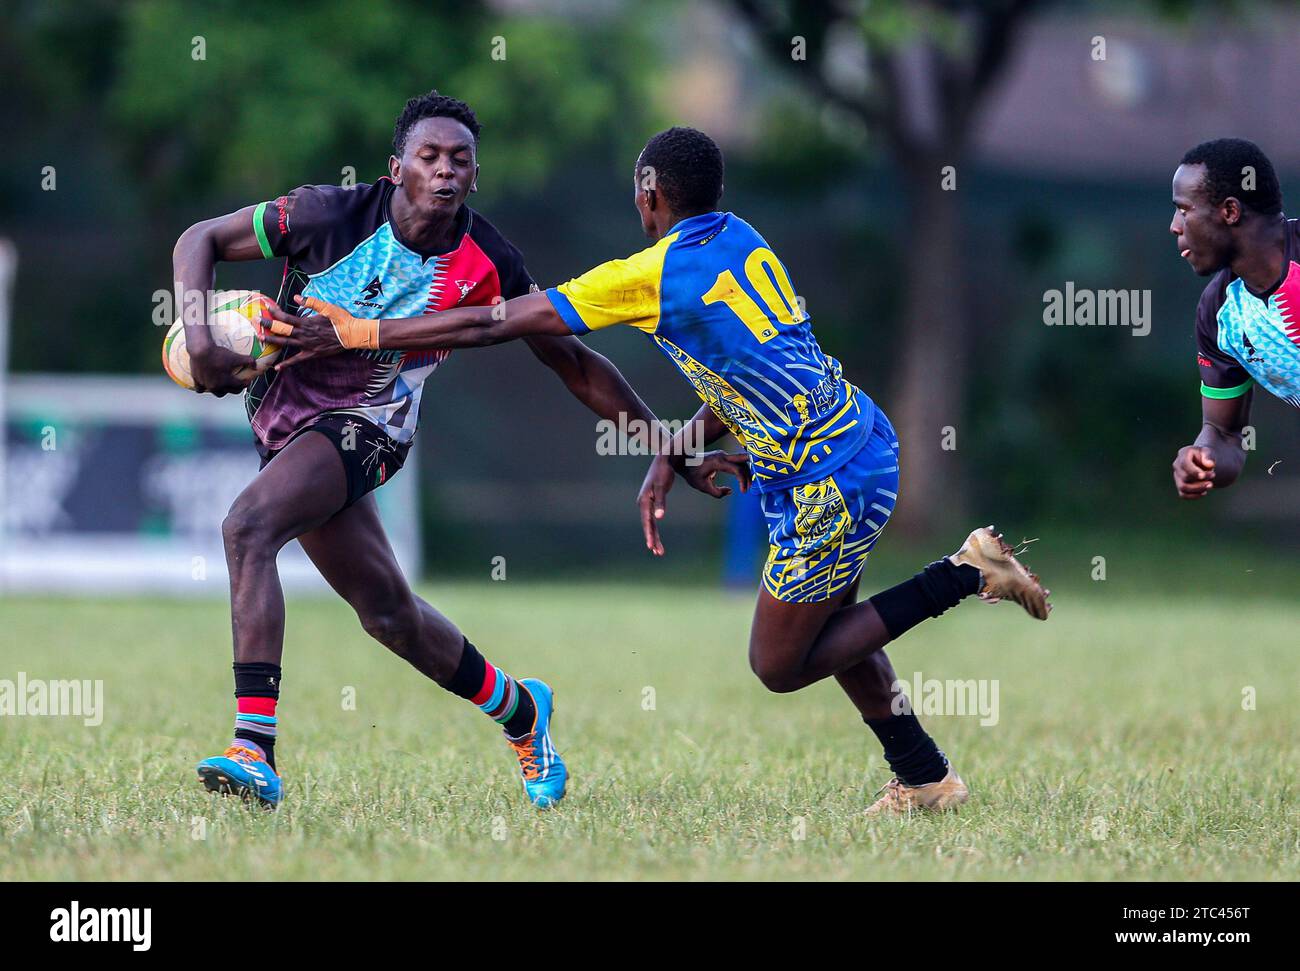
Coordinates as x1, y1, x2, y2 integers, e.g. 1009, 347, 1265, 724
701, 246, 802, 343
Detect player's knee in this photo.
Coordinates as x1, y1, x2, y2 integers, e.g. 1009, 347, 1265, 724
221, 499, 277, 558
749, 651, 800, 694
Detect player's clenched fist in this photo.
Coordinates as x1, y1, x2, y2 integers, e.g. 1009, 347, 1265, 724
1172, 445, 1216, 499
189, 344, 257, 397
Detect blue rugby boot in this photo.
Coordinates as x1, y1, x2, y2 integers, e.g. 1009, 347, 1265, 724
197, 743, 283, 809
504, 679, 567, 808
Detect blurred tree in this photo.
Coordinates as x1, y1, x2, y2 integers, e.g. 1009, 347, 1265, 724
732, 0, 1039, 537
3, 0, 660, 372
106, 0, 657, 202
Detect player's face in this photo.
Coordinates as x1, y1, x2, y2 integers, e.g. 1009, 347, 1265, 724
1170, 163, 1231, 276
391, 116, 478, 215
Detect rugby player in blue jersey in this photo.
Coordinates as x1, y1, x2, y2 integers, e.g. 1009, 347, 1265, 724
268, 127, 1052, 814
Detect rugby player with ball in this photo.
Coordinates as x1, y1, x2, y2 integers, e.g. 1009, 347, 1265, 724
170, 91, 739, 809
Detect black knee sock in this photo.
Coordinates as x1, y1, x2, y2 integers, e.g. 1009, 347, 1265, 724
233, 662, 281, 771
442, 637, 537, 739
865, 712, 948, 786
868, 559, 982, 640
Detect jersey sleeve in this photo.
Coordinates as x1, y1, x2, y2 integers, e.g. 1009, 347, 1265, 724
500, 247, 537, 301
1195, 276, 1252, 399
544, 239, 669, 335
253, 185, 343, 263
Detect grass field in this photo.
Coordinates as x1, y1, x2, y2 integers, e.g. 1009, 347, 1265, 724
2, 542, 1298, 881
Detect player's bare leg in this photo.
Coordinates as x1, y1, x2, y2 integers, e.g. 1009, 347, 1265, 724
829, 577, 897, 722
297, 493, 568, 808
748, 528, 1049, 815
834, 578, 970, 815
296, 493, 464, 682
222, 430, 350, 667
747, 579, 967, 814
748, 583, 866, 693
748, 526, 1050, 695
198, 430, 349, 806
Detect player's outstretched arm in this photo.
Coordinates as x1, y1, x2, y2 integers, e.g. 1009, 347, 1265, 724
523, 334, 666, 446
1172, 392, 1252, 499
262, 291, 570, 367
172, 206, 266, 395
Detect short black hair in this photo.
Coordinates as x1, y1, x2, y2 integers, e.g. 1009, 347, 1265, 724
638, 126, 724, 215
1181, 138, 1283, 216
393, 91, 481, 157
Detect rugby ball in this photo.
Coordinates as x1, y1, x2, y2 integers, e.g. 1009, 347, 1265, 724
163, 290, 280, 391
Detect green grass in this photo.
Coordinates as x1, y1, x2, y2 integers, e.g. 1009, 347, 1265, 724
1, 569, 1297, 881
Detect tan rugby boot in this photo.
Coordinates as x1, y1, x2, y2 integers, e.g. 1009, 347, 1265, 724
865, 765, 969, 816
949, 525, 1051, 620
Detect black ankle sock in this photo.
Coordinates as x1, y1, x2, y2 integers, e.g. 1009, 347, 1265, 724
502, 684, 537, 739
868, 559, 982, 639
442, 638, 538, 738
234, 728, 276, 770
444, 637, 486, 699
864, 712, 948, 786
233, 662, 281, 771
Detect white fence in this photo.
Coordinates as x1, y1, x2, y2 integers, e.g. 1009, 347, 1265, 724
1, 373, 420, 596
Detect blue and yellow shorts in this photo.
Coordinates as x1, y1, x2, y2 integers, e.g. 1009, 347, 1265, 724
760, 408, 900, 603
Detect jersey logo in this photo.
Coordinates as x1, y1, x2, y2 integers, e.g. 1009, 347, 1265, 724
1242, 330, 1263, 363
792, 394, 810, 424
354, 276, 385, 310
454, 279, 476, 302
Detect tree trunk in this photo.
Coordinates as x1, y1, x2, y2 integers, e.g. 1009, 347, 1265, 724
887, 153, 968, 540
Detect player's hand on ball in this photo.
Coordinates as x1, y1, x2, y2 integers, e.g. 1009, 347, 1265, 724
1173, 445, 1216, 499
190, 344, 258, 397
678, 450, 752, 499
637, 454, 677, 556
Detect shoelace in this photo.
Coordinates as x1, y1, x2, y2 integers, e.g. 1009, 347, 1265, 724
872, 778, 904, 802
506, 735, 541, 781
222, 744, 263, 765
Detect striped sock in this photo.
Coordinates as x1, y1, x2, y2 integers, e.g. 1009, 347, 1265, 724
233, 697, 277, 768
232, 662, 280, 771
443, 638, 536, 739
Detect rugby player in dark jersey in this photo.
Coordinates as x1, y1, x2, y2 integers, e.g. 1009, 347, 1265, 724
1170, 138, 1297, 500
172, 92, 737, 808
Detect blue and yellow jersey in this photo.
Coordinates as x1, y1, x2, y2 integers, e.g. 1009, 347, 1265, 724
545, 211, 874, 491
